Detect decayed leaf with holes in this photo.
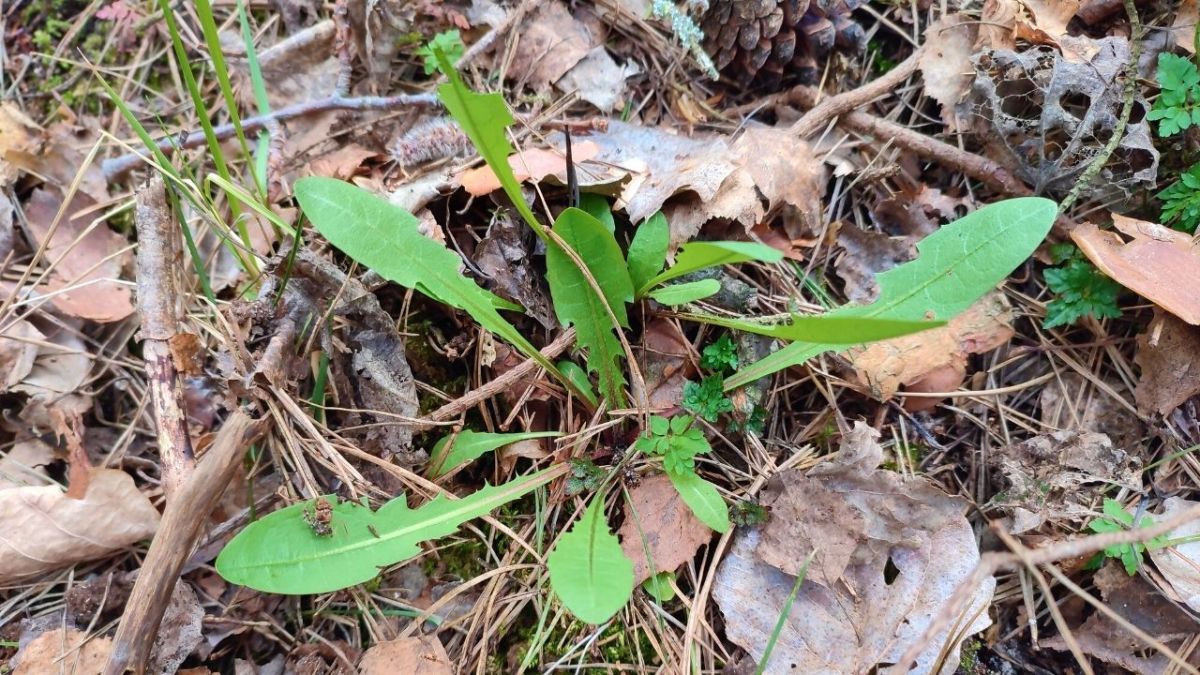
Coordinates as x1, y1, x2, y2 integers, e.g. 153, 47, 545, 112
1073, 214, 1200, 324
713, 423, 993, 674
20, 188, 134, 323
12, 627, 113, 674
846, 292, 1015, 411
0, 468, 160, 582
618, 474, 713, 585
359, 636, 453, 675
1135, 312, 1200, 416
990, 431, 1141, 534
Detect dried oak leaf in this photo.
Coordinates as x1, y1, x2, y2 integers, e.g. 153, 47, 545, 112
713, 423, 994, 674
12, 627, 112, 674
358, 635, 452, 675
990, 431, 1141, 533
0, 468, 160, 583
1073, 214, 1200, 325
618, 473, 713, 585
1135, 312, 1200, 416
846, 291, 1015, 409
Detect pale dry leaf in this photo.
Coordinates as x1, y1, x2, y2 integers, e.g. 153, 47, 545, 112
0, 468, 160, 582
618, 473, 713, 585
714, 423, 994, 674
0, 102, 43, 187
1072, 215, 1200, 325
0, 190, 14, 261
976, 0, 1084, 54
459, 142, 601, 196
919, 15, 977, 127
1135, 312, 1200, 416
1149, 497, 1200, 613
307, 144, 378, 180
0, 320, 45, 390
0, 438, 55, 489
12, 627, 112, 675
846, 292, 1015, 407
22, 188, 134, 323
11, 321, 91, 399
1173, 0, 1198, 54
150, 581, 205, 675
358, 635, 453, 675
991, 431, 1141, 533
555, 47, 638, 112
6, 121, 110, 203
508, 1, 597, 90
756, 475, 864, 587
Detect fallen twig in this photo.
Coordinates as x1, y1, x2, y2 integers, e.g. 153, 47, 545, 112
134, 175, 194, 497
103, 409, 266, 675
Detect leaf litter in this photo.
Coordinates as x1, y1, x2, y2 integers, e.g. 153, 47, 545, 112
6, 0, 1200, 672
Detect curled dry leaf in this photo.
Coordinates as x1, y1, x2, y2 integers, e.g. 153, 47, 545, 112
618, 473, 713, 585
10, 319, 91, 399
0, 468, 160, 583
21, 188, 134, 323
713, 423, 994, 674
990, 431, 1141, 534
0, 320, 44, 390
0, 438, 55, 489
358, 635, 452, 675
1073, 215, 1200, 325
1135, 312, 1200, 416
459, 142, 601, 197
12, 627, 112, 675
847, 291, 1015, 410
1149, 497, 1200, 613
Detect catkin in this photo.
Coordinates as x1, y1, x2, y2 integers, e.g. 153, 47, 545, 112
389, 117, 473, 168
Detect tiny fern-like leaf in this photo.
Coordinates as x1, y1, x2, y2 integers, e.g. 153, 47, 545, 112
294, 177, 559, 377
428, 430, 562, 478
725, 197, 1057, 389
216, 466, 564, 594
545, 208, 634, 406
547, 496, 634, 624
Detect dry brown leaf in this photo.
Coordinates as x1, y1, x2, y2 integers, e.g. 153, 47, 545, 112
976, 0, 1083, 53
1135, 312, 1200, 416
507, 1, 597, 90
1039, 371, 1144, 450
637, 318, 692, 410
459, 142, 601, 196
0, 438, 55, 489
990, 431, 1141, 533
150, 581, 205, 674
919, 15, 977, 127
10, 320, 91, 399
12, 627, 112, 674
358, 635, 452, 675
713, 423, 993, 674
847, 292, 1014, 407
1173, 0, 1198, 54
0, 103, 43, 187
0, 468, 160, 582
1149, 498, 1200, 613
618, 473, 713, 585
1073, 215, 1200, 325
22, 188, 134, 323
308, 143, 378, 180
0, 320, 44, 390
555, 47, 637, 112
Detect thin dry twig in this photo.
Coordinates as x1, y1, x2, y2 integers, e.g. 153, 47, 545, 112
134, 175, 194, 497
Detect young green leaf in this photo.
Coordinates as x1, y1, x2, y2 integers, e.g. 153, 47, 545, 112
216, 466, 563, 594
627, 212, 669, 293
416, 30, 464, 75
294, 177, 560, 377
641, 241, 782, 293
580, 193, 616, 234
647, 279, 721, 305
428, 430, 563, 478
557, 359, 598, 407
547, 496, 634, 624
544, 208, 635, 406
725, 197, 1057, 389
642, 572, 677, 602
667, 469, 730, 533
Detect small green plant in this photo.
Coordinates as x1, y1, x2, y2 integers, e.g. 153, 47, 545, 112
565, 457, 606, 496
730, 500, 769, 527
1042, 243, 1121, 328
634, 415, 729, 532
683, 375, 734, 422
415, 29, 464, 74
1148, 53, 1200, 137
728, 405, 767, 435
1086, 498, 1168, 575
700, 334, 739, 372
1157, 163, 1200, 234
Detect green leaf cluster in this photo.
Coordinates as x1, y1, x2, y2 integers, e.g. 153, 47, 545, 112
565, 457, 606, 496
633, 415, 729, 532
415, 30, 464, 75
1086, 498, 1168, 575
683, 375, 734, 423
1148, 53, 1200, 137
1157, 163, 1200, 234
1043, 244, 1121, 328
700, 334, 739, 372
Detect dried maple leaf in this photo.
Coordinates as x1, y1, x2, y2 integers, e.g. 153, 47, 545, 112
1072, 214, 1200, 325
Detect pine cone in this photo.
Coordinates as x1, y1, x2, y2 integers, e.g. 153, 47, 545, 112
703, 0, 867, 87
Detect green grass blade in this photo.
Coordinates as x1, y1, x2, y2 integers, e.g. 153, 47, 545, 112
725, 197, 1057, 389
756, 552, 815, 675
647, 279, 721, 306
642, 241, 782, 294
236, 0, 271, 196
428, 430, 562, 478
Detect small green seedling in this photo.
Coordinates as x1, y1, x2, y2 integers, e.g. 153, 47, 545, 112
1043, 243, 1121, 328
635, 415, 729, 532
415, 30, 464, 74
700, 334, 739, 372
1148, 53, 1200, 137
1086, 498, 1168, 575
565, 457, 606, 497
683, 375, 734, 423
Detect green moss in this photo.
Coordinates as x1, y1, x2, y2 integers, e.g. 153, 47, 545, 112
959, 637, 982, 673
